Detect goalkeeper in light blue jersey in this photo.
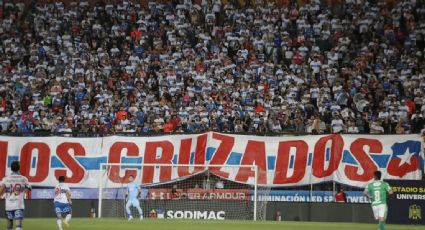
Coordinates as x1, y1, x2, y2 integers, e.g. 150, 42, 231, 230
125, 175, 143, 220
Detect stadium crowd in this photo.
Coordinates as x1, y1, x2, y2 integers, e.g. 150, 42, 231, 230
0, 0, 425, 136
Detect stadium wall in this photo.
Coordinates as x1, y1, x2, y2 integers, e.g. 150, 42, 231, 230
0, 200, 375, 223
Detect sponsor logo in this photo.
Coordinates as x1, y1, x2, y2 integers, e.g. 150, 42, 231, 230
71, 190, 84, 199
149, 209, 157, 218
409, 204, 422, 220
149, 189, 248, 200
166, 210, 225, 220
34, 189, 54, 199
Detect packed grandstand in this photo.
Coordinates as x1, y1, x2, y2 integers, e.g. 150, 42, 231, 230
0, 0, 424, 135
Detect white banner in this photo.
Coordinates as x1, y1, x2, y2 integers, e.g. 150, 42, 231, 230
0, 133, 423, 188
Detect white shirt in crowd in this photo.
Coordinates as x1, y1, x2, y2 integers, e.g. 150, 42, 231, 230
331, 118, 344, 133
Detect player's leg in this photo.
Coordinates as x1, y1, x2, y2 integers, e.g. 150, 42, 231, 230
372, 204, 386, 230
132, 200, 143, 220
55, 203, 64, 230
6, 219, 13, 230
125, 200, 133, 220
378, 217, 385, 230
15, 219, 23, 230
63, 204, 72, 227
15, 210, 24, 230
377, 205, 387, 230
371, 205, 380, 229
5, 211, 14, 230
56, 213, 64, 230
64, 213, 72, 227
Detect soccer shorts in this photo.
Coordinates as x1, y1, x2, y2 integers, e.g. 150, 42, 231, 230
54, 202, 72, 214
5, 209, 24, 220
372, 204, 387, 220
127, 199, 140, 208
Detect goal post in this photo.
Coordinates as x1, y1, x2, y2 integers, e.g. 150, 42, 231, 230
98, 163, 268, 221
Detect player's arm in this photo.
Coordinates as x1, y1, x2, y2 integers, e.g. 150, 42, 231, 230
137, 186, 143, 199
0, 184, 5, 197
387, 183, 393, 198
24, 178, 32, 191
363, 188, 370, 200
66, 189, 72, 205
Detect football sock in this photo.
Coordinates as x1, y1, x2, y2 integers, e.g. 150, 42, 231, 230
57, 218, 63, 230
378, 221, 385, 230
136, 206, 143, 216
65, 214, 72, 223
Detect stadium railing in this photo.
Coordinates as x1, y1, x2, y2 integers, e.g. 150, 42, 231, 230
0, 131, 418, 137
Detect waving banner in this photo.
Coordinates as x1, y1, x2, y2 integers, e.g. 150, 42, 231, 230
0, 133, 423, 188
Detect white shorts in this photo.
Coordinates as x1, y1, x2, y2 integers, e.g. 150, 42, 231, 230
372, 204, 387, 220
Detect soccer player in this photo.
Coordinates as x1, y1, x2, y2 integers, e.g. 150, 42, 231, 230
125, 175, 143, 220
54, 176, 72, 230
0, 161, 31, 230
364, 171, 393, 230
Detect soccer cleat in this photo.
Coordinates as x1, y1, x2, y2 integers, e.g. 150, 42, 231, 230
128, 216, 133, 221
139, 216, 143, 220
63, 221, 70, 228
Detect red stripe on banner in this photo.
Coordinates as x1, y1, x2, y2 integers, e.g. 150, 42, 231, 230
177, 138, 192, 177
143, 141, 174, 183
312, 134, 343, 178
194, 134, 208, 172
20, 142, 50, 182
345, 138, 381, 181
235, 140, 267, 184
209, 133, 234, 179
55, 142, 86, 183
108, 142, 139, 183
273, 141, 308, 184
0, 141, 7, 180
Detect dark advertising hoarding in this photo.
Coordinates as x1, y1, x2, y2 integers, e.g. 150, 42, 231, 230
387, 180, 425, 225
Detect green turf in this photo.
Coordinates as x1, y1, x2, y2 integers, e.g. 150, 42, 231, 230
0, 218, 423, 230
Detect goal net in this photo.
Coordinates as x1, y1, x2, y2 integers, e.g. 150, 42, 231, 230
98, 163, 269, 221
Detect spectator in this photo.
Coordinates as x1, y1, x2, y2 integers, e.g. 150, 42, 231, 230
331, 115, 344, 133
335, 188, 347, 203
0, 112, 10, 132
163, 118, 174, 133
0, 0, 423, 136
347, 121, 359, 134
395, 122, 406, 134
370, 121, 385, 134
310, 115, 321, 134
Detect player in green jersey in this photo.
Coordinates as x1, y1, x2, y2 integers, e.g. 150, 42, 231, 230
364, 171, 393, 230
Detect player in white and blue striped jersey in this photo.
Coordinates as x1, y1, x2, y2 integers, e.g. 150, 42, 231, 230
54, 176, 72, 230
0, 161, 31, 230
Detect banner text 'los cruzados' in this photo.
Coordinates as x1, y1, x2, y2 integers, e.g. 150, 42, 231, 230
0, 132, 423, 188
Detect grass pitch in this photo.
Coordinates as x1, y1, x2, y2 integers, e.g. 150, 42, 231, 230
0, 218, 423, 230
